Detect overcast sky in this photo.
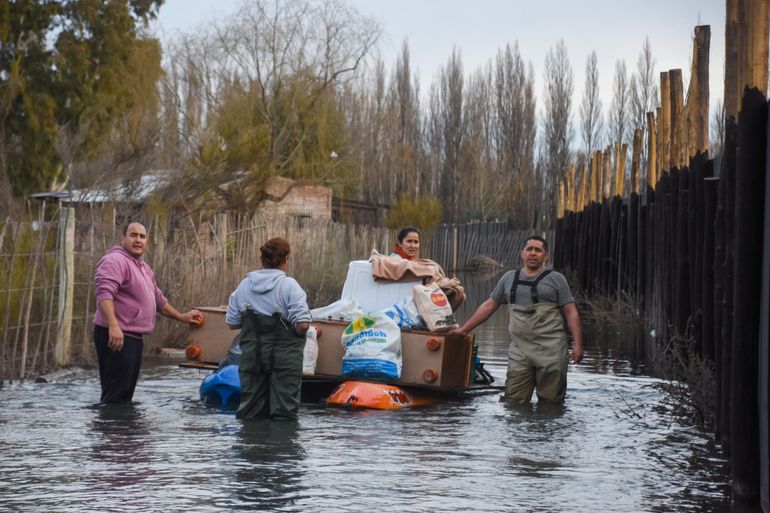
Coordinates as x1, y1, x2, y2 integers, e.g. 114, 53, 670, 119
152, 0, 726, 119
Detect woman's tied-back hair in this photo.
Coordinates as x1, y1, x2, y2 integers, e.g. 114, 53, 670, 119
397, 226, 421, 243
260, 237, 291, 268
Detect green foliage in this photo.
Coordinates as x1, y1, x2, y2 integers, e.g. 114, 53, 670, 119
385, 194, 443, 233
190, 80, 273, 212
280, 84, 360, 197
0, 0, 164, 196
191, 74, 359, 212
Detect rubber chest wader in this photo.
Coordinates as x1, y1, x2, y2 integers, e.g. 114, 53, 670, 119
505, 269, 569, 402
237, 311, 304, 420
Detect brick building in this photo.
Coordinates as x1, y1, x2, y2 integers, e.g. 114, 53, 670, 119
261, 176, 332, 222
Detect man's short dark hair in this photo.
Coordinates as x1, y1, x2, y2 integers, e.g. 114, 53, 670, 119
524, 235, 548, 252
123, 222, 146, 235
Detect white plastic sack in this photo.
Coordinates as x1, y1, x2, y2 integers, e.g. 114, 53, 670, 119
310, 297, 364, 322
341, 312, 402, 379
412, 283, 458, 332
302, 326, 319, 376
383, 297, 426, 330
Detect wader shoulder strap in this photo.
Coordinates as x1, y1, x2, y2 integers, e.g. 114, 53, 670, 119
509, 269, 552, 304
274, 276, 295, 330
509, 270, 521, 304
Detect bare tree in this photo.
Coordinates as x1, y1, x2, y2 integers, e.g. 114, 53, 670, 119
459, 64, 495, 220
629, 37, 658, 130
438, 48, 464, 222
160, 0, 381, 211
425, 48, 465, 222
161, 31, 223, 163
357, 59, 388, 202
710, 97, 725, 158
580, 51, 603, 157
425, 80, 443, 198
628, 37, 658, 185
220, 0, 379, 162
608, 59, 630, 145
495, 43, 537, 228
541, 39, 574, 227
383, 41, 423, 200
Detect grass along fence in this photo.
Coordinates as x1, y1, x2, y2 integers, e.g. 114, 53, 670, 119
0, 207, 396, 382
1, 207, 533, 382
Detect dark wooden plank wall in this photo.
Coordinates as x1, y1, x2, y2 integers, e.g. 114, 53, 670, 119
553, 95, 769, 510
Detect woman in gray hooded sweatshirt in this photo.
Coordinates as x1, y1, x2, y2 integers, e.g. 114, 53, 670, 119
225, 237, 311, 420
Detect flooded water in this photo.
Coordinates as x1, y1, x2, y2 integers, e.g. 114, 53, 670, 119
0, 273, 742, 513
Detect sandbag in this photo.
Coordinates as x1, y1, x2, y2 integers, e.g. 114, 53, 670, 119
412, 283, 458, 332
310, 297, 364, 322
302, 326, 319, 375
382, 297, 426, 330
341, 312, 402, 379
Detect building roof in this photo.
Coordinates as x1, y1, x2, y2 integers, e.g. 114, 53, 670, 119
31, 173, 171, 204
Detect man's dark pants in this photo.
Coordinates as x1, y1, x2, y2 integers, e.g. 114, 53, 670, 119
93, 325, 144, 403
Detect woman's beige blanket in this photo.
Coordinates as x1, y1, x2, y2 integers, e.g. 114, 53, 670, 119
369, 250, 466, 310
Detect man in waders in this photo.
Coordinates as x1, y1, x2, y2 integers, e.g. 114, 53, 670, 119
450, 235, 583, 402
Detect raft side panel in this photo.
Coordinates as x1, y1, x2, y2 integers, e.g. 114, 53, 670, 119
186, 307, 233, 364
185, 310, 473, 389
313, 320, 472, 388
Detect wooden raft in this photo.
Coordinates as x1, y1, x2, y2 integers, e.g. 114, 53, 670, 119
184, 307, 474, 389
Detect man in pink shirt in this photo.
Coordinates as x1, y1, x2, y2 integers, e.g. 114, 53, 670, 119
93, 222, 200, 403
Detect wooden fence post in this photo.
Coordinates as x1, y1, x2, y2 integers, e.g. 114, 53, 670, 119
687, 25, 711, 158
669, 69, 685, 168
724, 0, 742, 120
728, 0, 769, 505
451, 226, 458, 273
647, 112, 658, 190
54, 207, 75, 367
759, 100, 770, 513
601, 150, 608, 202
590, 152, 600, 203
614, 142, 627, 197
579, 162, 588, 211
659, 73, 671, 174
731, 88, 766, 507
631, 129, 643, 194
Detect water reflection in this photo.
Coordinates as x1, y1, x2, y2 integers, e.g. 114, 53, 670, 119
502, 397, 567, 418
585, 322, 649, 376
454, 270, 502, 320
0, 270, 741, 512
230, 420, 306, 511
86, 403, 155, 511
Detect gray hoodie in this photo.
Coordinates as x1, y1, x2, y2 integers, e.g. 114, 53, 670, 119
225, 269, 311, 327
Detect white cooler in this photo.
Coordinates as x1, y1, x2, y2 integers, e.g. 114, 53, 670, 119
340, 260, 421, 312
